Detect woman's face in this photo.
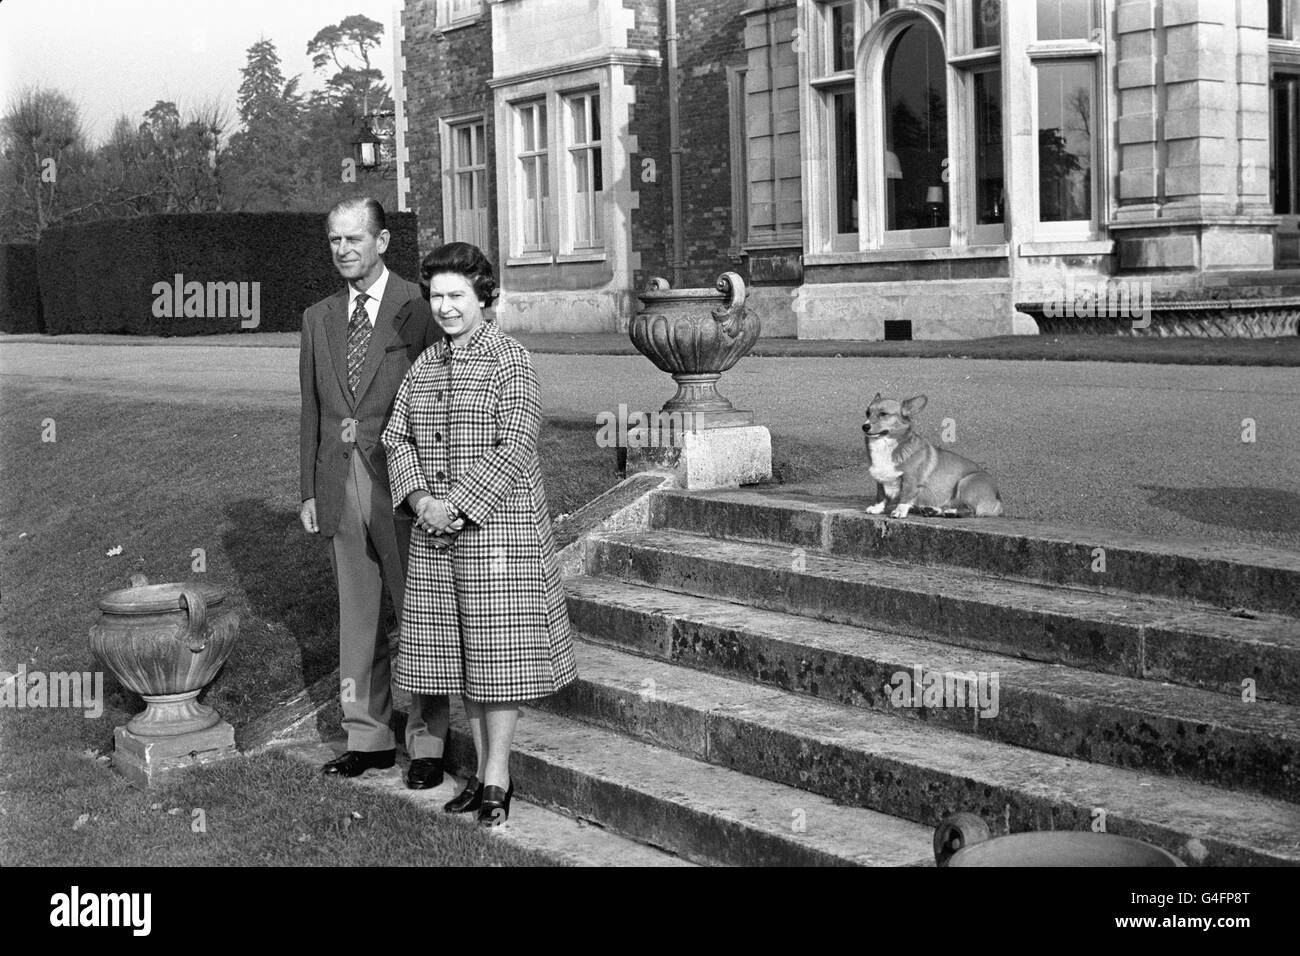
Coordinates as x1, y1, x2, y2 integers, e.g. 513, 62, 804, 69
427, 272, 487, 343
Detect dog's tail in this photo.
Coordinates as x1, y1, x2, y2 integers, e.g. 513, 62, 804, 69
974, 498, 1005, 517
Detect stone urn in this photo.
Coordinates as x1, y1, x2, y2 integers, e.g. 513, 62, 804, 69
631, 272, 760, 427
89, 573, 240, 737
934, 813, 1185, 867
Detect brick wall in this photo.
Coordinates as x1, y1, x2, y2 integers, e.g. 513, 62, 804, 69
401, 0, 497, 261
628, 0, 749, 291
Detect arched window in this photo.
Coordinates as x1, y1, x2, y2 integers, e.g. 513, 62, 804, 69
882, 19, 948, 243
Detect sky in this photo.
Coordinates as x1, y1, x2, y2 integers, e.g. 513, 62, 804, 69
0, 0, 399, 144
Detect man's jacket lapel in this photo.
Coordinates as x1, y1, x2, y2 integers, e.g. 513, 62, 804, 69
323, 290, 353, 405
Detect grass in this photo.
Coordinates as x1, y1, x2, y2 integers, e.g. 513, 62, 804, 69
0, 384, 621, 866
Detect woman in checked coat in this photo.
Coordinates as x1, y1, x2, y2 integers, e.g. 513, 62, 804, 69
381, 241, 577, 826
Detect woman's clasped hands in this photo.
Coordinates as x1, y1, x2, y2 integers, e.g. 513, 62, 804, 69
414, 495, 466, 548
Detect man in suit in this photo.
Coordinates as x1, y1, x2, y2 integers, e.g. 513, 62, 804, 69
299, 196, 447, 787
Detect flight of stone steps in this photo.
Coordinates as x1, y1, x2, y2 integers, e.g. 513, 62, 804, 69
444, 484, 1300, 866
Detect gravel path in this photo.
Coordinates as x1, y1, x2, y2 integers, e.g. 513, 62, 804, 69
3, 341, 1297, 551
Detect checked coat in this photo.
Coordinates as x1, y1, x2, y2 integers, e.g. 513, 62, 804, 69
381, 320, 577, 702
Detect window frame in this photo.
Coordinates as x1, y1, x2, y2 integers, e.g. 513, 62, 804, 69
561, 89, 605, 255
512, 99, 551, 259
1025, 0, 1104, 241
434, 0, 484, 33
439, 113, 489, 251
498, 73, 612, 266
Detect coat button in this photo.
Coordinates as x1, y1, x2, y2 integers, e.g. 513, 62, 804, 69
434, 432, 442, 442
435, 470, 445, 481
436, 391, 444, 401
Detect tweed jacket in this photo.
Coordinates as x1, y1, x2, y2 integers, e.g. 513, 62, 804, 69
381, 321, 577, 702
299, 272, 441, 538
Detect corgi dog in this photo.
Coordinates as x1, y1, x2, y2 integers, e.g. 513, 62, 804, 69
862, 393, 1004, 518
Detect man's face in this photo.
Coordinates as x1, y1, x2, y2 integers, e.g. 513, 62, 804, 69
328, 207, 389, 285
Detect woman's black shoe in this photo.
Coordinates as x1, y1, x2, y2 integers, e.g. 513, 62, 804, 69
476, 781, 514, 827
443, 776, 484, 813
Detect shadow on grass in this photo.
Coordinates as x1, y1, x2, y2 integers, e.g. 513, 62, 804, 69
1139, 486, 1300, 534
220, 497, 340, 736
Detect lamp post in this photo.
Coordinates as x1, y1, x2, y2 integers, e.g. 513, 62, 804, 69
351, 111, 396, 176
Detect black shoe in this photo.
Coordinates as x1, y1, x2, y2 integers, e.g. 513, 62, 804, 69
321, 749, 396, 777
477, 781, 514, 827
406, 757, 445, 790
443, 776, 484, 813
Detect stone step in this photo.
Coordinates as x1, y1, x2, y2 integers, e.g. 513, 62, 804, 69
650, 489, 1300, 616
274, 740, 697, 867
564, 576, 1300, 802
538, 640, 1300, 866
587, 529, 1300, 705
442, 699, 932, 867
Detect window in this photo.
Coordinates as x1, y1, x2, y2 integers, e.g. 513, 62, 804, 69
883, 22, 949, 243
516, 102, 549, 254
808, 0, 856, 250
1036, 0, 1093, 41
1037, 61, 1093, 222
973, 70, 1004, 226
500, 82, 611, 262
1275, 73, 1300, 214
1028, 0, 1101, 237
436, 0, 482, 30
1271, 0, 1300, 265
973, 0, 1001, 49
565, 91, 603, 249
1270, 0, 1291, 39
445, 119, 488, 250
746, 5, 802, 246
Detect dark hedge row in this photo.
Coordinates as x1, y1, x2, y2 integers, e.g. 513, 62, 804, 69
36, 212, 420, 335
0, 244, 42, 333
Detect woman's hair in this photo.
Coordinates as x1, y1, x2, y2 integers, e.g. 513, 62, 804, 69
419, 242, 500, 307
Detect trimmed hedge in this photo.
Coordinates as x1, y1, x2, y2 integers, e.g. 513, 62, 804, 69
0, 244, 42, 333
36, 211, 420, 335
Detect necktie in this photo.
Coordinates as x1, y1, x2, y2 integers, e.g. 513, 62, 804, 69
346, 293, 370, 394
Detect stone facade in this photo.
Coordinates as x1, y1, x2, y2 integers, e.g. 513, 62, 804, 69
395, 0, 1300, 338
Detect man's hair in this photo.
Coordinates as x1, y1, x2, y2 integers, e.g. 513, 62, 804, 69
419, 242, 500, 307
326, 197, 387, 237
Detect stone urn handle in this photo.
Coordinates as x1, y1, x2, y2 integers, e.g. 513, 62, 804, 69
178, 588, 209, 653
711, 272, 748, 338
933, 812, 992, 867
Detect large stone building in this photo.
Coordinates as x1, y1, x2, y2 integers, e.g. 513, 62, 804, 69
394, 0, 1300, 338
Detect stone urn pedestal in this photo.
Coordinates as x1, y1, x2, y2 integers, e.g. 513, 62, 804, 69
89, 574, 241, 789
627, 273, 772, 490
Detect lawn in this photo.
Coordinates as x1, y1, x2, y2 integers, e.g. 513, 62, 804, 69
0, 384, 625, 867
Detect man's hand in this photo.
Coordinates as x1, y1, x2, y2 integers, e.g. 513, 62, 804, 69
300, 498, 319, 534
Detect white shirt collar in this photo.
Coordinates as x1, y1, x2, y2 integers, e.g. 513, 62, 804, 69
348, 266, 389, 326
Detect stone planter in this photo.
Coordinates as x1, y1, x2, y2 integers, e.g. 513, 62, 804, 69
631, 272, 760, 427
89, 573, 240, 787
934, 813, 1184, 867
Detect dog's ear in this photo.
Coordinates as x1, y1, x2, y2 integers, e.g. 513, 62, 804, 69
870, 391, 882, 403
901, 395, 928, 417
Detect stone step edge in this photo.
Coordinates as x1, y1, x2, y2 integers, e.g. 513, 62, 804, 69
650, 489, 1300, 616
587, 528, 1300, 704
443, 700, 935, 867
563, 576, 1300, 795
538, 639, 1300, 866
272, 739, 697, 867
